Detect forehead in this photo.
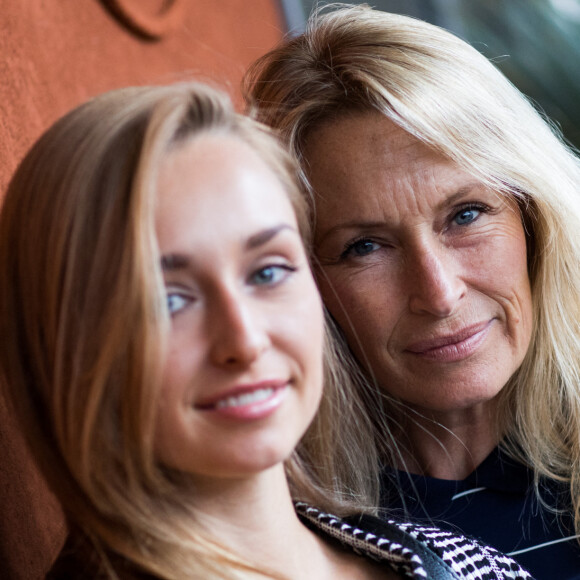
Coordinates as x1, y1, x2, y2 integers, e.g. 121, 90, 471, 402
155, 135, 297, 251
303, 112, 472, 219
304, 111, 439, 175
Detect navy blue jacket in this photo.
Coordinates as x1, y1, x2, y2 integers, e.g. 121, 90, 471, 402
381, 446, 580, 579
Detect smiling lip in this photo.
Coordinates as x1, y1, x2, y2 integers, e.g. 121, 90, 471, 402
194, 380, 289, 420
405, 321, 493, 362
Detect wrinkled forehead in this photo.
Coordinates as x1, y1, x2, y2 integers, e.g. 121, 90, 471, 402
302, 110, 449, 192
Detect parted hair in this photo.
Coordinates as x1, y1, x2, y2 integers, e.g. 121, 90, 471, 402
244, 4, 580, 535
0, 81, 378, 579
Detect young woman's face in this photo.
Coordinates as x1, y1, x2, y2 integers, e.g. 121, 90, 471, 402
153, 135, 324, 481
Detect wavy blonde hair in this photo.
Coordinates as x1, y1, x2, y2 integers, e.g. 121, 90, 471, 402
244, 3, 580, 534
0, 82, 378, 579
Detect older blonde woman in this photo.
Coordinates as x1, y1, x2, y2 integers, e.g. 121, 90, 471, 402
245, 5, 580, 579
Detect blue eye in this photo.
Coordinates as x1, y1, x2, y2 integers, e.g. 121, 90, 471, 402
251, 265, 294, 286
166, 293, 189, 315
342, 238, 380, 258
453, 207, 480, 225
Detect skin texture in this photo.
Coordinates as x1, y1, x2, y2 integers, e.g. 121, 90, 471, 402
304, 112, 533, 478
154, 135, 325, 481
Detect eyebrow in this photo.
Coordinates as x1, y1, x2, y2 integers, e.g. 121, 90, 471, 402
246, 224, 294, 250
160, 224, 296, 272
441, 182, 483, 207
160, 254, 189, 271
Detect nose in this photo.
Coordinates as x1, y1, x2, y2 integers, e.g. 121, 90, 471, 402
407, 241, 465, 317
208, 290, 270, 368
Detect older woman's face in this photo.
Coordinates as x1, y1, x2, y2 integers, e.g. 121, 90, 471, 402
305, 112, 533, 415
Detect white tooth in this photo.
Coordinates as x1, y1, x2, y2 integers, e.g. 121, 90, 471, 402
254, 388, 272, 402
215, 388, 274, 409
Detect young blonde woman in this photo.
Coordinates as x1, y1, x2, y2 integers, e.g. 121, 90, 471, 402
244, 5, 580, 579
0, 81, 531, 579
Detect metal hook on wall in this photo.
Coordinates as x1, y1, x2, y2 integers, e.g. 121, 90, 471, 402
100, 0, 186, 40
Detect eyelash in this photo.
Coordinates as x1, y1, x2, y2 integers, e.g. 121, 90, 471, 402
166, 291, 192, 316
450, 202, 490, 227
165, 263, 298, 316
338, 203, 491, 261
339, 237, 381, 260
250, 263, 297, 286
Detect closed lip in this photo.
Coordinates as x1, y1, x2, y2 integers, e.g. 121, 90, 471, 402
405, 321, 492, 354
194, 379, 289, 410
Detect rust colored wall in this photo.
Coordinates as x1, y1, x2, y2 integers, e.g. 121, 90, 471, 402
0, 0, 284, 195
0, 2, 284, 578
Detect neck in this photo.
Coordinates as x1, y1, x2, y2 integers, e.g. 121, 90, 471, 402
391, 397, 502, 480
188, 465, 351, 579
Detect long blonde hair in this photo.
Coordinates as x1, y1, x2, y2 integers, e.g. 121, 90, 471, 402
0, 82, 378, 579
244, 3, 580, 533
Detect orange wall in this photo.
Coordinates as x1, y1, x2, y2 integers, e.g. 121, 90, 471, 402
0, 0, 284, 194
0, 2, 284, 578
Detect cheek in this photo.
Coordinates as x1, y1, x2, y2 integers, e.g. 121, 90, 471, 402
481, 226, 532, 308
156, 335, 204, 429
302, 290, 325, 363
470, 223, 533, 353
153, 343, 206, 471
159, 338, 197, 400
153, 390, 185, 469
290, 280, 325, 401
316, 266, 398, 345
505, 242, 533, 346
316, 267, 364, 322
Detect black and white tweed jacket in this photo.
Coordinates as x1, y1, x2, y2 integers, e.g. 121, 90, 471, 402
295, 503, 534, 579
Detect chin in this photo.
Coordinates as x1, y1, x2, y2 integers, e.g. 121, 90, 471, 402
197, 457, 292, 481
404, 388, 504, 417
186, 440, 299, 481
